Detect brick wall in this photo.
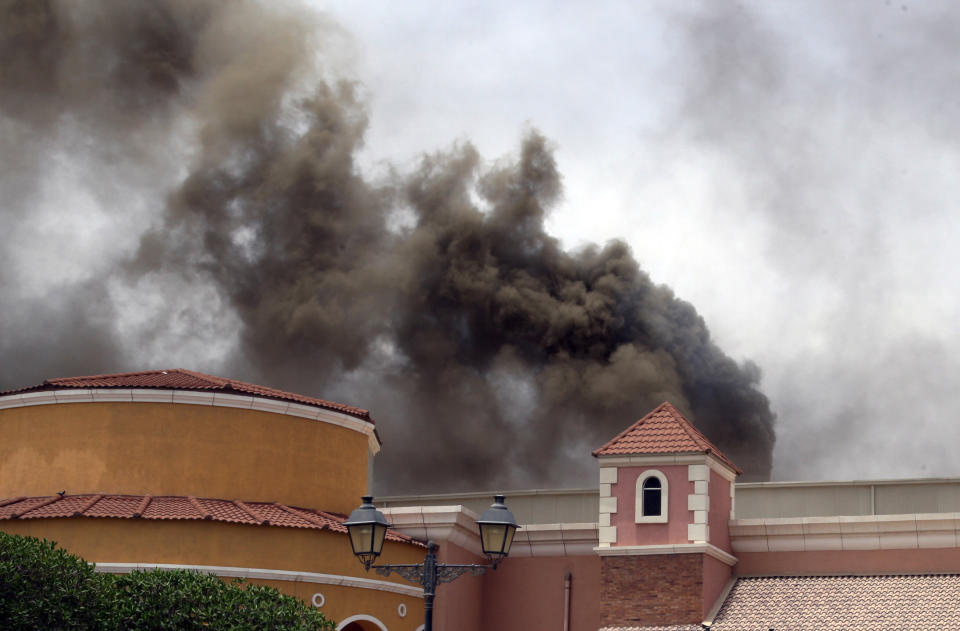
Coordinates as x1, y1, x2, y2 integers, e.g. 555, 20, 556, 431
600, 554, 703, 627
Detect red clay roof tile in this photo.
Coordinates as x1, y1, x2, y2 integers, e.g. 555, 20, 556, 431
89, 495, 142, 518
0, 494, 419, 545
592, 402, 740, 473
0, 497, 52, 519
710, 574, 960, 630
1, 369, 372, 422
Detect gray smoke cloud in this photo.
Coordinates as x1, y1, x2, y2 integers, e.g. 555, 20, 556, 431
657, 0, 960, 481
0, 0, 775, 492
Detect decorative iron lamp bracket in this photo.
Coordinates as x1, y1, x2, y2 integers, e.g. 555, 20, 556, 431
372, 541, 493, 587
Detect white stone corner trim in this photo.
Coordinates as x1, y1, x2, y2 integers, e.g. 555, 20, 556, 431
599, 495, 618, 515
688, 464, 709, 482
687, 494, 710, 512
599, 467, 618, 485
688, 464, 710, 542
688, 523, 709, 543
598, 525, 618, 545
93, 563, 423, 598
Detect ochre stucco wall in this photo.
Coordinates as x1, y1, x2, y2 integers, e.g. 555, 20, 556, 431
0, 402, 369, 514
251, 580, 418, 631
0, 517, 425, 630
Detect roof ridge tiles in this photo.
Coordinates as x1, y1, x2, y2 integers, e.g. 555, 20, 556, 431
170, 368, 228, 387
12, 495, 61, 518
187, 496, 213, 520
74, 494, 103, 516
273, 503, 332, 529
133, 495, 152, 518
235, 501, 270, 525
0, 497, 26, 508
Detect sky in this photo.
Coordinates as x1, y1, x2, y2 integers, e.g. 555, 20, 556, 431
2, 0, 960, 487
315, 0, 960, 482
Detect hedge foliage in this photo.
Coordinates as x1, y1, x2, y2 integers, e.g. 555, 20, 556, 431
0, 531, 102, 630
0, 532, 335, 631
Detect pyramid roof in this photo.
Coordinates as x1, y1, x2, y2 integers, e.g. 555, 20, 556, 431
593, 402, 740, 474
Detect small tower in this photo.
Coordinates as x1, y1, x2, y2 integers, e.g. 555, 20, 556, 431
593, 402, 740, 628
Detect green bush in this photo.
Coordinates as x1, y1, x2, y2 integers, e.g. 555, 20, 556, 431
101, 569, 335, 631
0, 532, 335, 631
0, 531, 103, 630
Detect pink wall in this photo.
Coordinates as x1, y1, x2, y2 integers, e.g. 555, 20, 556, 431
481, 556, 600, 631
708, 469, 732, 553
434, 540, 484, 631
736, 548, 960, 576
701, 554, 732, 618
612, 465, 691, 545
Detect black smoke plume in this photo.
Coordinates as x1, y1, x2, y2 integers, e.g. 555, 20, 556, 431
0, 0, 775, 491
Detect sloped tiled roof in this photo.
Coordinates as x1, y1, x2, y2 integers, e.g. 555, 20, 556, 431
592, 402, 740, 473
599, 626, 701, 631
709, 574, 960, 630
0, 494, 419, 545
1, 369, 372, 422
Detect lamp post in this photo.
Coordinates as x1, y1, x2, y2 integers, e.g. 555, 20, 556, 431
344, 494, 519, 631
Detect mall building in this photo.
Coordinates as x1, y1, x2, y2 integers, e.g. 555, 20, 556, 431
3, 369, 960, 630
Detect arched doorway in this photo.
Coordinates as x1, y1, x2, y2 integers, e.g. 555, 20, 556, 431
336, 614, 388, 631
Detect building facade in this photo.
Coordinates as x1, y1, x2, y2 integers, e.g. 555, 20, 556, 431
4, 371, 960, 630
0, 370, 427, 631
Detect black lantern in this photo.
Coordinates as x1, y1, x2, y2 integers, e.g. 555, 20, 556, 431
343, 495, 392, 570
476, 494, 519, 567
346, 494, 519, 631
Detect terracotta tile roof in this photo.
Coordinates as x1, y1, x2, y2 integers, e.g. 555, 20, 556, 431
592, 402, 740, 473
0, 494, 419, 545
599, 626, 701, 631
1, 369, 371, 422
710, 574, 960, 630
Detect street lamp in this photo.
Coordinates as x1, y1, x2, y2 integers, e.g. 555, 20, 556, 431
344, 496, 392, 571
475, 494, 517, 568
344, 494, 519, 631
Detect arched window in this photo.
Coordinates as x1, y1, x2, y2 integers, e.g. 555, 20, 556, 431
642, 477, 662, 515
635, 470, 668, 523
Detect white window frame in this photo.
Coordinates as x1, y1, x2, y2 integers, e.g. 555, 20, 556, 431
635, 469, 669, 523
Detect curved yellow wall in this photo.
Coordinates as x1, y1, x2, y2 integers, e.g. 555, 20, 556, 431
1, 518, 425, 631
0, 402, 369, 514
